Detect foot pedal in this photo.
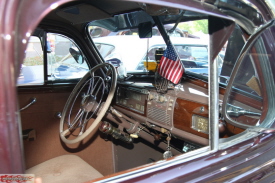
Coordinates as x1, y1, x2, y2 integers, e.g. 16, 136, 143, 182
23, 129, 36, 141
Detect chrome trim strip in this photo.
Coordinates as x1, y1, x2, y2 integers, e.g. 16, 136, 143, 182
256, 24, 275, 129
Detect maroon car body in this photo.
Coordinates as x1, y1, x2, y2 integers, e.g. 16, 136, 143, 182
1, 0, 275, 182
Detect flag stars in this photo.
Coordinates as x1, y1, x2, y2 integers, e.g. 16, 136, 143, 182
164, 46, 177, 61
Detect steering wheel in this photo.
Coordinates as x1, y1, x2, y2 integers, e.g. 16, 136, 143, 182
60, 63, 117, 144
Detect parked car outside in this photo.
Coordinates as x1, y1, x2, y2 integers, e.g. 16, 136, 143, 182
94, 36, 211, 74
2, 0, 275, 183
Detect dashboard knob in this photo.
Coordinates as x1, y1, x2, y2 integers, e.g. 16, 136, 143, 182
159, 95, 165, 102
219, 120, 226, 133
149, 93, 154, 100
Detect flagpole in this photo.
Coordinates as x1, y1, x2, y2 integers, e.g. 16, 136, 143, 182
152, 16, 171, 45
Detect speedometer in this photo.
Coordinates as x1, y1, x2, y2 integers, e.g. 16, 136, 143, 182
116, 86, 147, 115
191, 115, 209, 134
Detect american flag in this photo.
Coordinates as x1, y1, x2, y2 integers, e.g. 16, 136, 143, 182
158, 44, 184, 84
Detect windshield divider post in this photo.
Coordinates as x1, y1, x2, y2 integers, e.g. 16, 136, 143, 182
209, 41, 219, 152
152, 16, 171, 45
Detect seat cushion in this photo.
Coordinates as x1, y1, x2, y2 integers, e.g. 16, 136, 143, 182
26, 155, 103, 183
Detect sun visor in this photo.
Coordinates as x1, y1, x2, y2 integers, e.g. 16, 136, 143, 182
208, 16, 235, 62
56, 4, 110, 25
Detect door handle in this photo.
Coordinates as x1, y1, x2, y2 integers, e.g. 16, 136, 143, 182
20, 97, 37, 111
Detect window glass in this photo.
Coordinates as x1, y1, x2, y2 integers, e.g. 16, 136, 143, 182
17, 36, 44, 85
219, 26, 245, 85
95, 43, 115, 59
47, 33, 89, 81
226, 38, 264, 127
88, 12, 243, 84
136, 45, 208, 71
18, 34, 90, 85
89, 19, 210, 75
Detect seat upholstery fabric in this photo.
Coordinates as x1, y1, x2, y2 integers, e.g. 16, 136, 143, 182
26, 155, 103, 183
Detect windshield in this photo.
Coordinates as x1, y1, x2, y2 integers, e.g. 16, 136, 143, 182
88, 10, 230, 81
135, 44, 208, 71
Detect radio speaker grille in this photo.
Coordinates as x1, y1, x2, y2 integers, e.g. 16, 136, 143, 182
148, 107, 171, 125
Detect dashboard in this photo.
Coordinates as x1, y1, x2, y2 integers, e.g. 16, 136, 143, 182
116, 86, 148, 115
113, 82, 213, 146
106, 76, 260, 154
108, 79, 250, 154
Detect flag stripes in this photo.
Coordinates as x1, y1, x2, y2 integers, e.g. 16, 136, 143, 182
158, 44, 184, 84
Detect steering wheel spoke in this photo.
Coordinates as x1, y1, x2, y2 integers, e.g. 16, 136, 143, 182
68, 109, 85, 129
60, 63, 117, 144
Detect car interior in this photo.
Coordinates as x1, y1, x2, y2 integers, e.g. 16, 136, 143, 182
17, 0, 266, 182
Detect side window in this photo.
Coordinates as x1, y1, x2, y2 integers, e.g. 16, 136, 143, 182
18, 33, 89, 86
17, 36, 44, 85
219, 26, 245, 84
225, 32, 268, 127
233, 57, 260, 96
47, 33, 89, 81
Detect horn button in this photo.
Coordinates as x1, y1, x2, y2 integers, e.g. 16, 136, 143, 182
81, 95, 98, 112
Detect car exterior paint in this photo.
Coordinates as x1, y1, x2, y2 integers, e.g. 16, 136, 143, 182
1, 0, 275, 182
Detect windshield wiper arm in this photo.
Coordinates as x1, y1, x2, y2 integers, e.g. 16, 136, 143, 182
226, 103, 261, 117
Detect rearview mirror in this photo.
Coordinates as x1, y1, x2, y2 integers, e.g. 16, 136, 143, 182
138, 22, 153, 38
69, 48, 84, 64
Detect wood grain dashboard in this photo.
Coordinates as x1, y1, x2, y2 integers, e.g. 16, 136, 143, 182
114, 82, 245, 142
173, 97, 245, 139
174, 98, 209, 139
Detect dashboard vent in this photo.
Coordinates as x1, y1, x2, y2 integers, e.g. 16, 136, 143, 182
148, 107, 171, 125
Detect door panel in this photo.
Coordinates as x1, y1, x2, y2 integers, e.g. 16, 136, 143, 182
18, 86, 114, 176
